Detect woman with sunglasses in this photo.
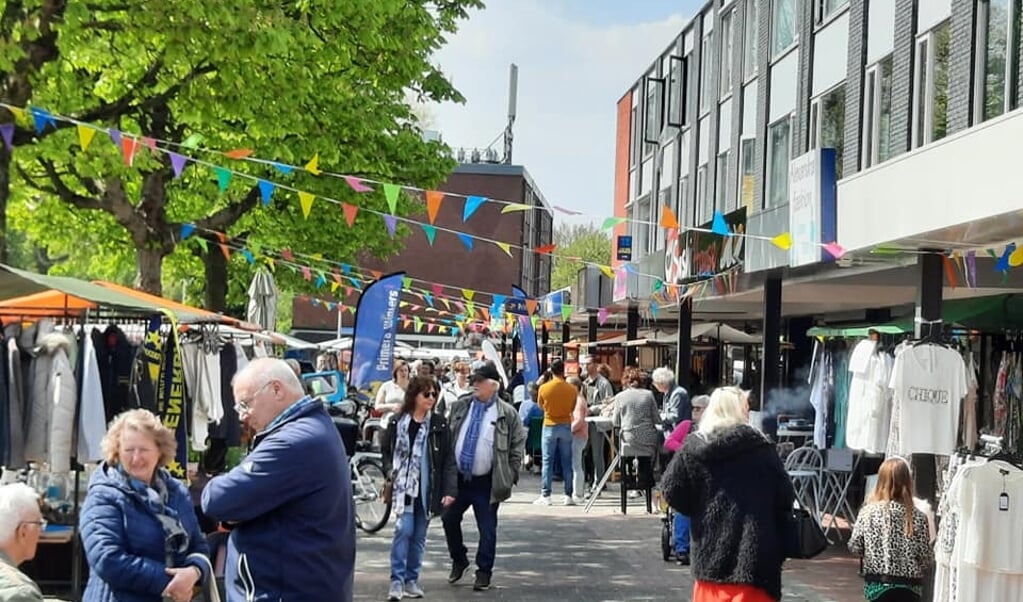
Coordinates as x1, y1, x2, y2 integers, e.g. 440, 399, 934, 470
381, 377, 458, 601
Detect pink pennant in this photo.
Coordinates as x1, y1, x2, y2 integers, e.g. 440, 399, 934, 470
554, 205, 583, 216
343, 176, 373, 192
431, 283, 444, 297
141, 136, 157, 151
597, 308, 610, 326
301, 266, 312, 281
823, 242, 846, 260
281, 248, 294, 261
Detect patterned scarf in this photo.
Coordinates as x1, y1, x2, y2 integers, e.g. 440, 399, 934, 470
458, 396, 496, 477
117, 465, 189, 563
392, 413, 429, 516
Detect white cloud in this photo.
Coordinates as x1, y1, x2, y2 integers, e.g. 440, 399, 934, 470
431, 1, 686, 226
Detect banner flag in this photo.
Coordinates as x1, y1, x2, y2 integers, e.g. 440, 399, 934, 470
154, 310, 187, 479
349, 272, 405, 391
512, 285, 539, 388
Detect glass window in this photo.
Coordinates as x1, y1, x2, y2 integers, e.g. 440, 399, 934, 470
862, 55, 893, 168
739, 138, 756, 213
816, 0, 848, 25
720, 10, 735, 98
977, 0, 1016, 122
634, 196, 651, 257
771, 0, 798, 56
743, 0, 759, 80
696, 165, 710, 223
678, 176, 690, 226
644, 76, 664, 146
767, 116, 791, 208
913, 21, 950, 148
656, 188, 672, 250
811, 84, 845, 179
631, 102, 641, 166
701, 33, 713, 113
716, 151, 731, 212
668, 56, 687, 127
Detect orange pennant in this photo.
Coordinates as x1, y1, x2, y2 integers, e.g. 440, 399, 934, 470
225, 148, 253, 159
943, 255, 958, 289
370, 270, 382, 280
660, 205, 680, 229
426, 190, 445, 224
480, 307, 491, 322
525, 299, 539, 315
122, 137, 139, 166
215, 232, 230, 260
535, 244, 557, 254
342, 203, 358, 227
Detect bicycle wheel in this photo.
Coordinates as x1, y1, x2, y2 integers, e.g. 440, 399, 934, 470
353, 457, 391, 534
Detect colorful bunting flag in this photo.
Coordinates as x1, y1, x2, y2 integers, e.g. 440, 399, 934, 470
501, 203, 531, 213
711, 211, 729, 236
599, 265, 614, 279
535, 244, 556, 254
597, 308, 610, 326
462, 289, 475, 301
122, 137, 139, 166
1010, 245, 1023, 268
180, 224, 195, 240
342, 203, 358, 227
601, 217, 627, 230
402, 277, 412, 289
29, 108, 55, 134
660, 205, 679, 229
383, 214, 397, 238
384, 183, 401, 213
771, 232, 793, 251
169, 152, 188, 177
298, 191, 315, 218
421, 224, 437, 245
431, 283, 444, 296
561, 304, 573, 321
426, 190, 444, 224
281, 248, 294, 261
109, 129, 122, 147
344, 176, 373, 192
823, 242, 846, 260
305, 153, 321, 175
258, 180, 275, 205
457, 233, 474, 250
225, 148, 253, 159
496, 242, 513, 257
141, 137, 157, 151
76, 124, 96, 152
463, 196, 487, 222
216, 232, 230, 260
241, 249, 255, 264
273, 162, 293, 175
215, 167, 232, 193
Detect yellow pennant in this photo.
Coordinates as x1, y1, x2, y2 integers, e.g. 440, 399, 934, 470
77, 124, 97, 152
8, 107, 25, 124
500, 203, 531, 213
599, 265, 614, 279
462, 289, 475, 301
496, 242, 513, 257
771, 232, 793, 251
298, 191, 315, 218
1010, 245, 1023, 268
305, 153, 321, 175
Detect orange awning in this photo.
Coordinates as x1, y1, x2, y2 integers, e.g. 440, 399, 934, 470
92, 281, 235, 324
0, 289, 96, 317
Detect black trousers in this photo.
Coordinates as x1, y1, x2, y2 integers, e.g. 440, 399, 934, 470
874, 588, 921, 602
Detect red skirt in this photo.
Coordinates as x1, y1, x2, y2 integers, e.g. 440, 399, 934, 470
692, 580, 776, 602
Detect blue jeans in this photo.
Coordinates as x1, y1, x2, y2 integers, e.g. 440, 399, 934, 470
443, 473, 500, 574
541, 424, 574, 497
390, 500, 429, 583
673, 512, 691, 554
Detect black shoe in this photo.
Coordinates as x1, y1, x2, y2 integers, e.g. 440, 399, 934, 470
676, 553, 690, 566
473, 571, 492, 591
448, 560, 471, 584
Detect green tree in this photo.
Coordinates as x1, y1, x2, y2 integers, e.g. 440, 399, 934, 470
550, 222, 611, 291
6, 0, 482, 308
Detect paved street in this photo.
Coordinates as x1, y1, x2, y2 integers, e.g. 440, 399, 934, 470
354, 472, 862, 601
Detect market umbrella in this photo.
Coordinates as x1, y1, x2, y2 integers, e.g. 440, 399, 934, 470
246, 267, 278, 331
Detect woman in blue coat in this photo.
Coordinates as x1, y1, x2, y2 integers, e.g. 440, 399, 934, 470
79, 409, 210, 602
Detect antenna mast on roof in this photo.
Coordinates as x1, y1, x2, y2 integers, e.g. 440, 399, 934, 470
503, 63, 518, 165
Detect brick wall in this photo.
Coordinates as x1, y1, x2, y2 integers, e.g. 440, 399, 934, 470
843, 0, 868, 177
613, 91, 633, 268
889, 0, 918, 158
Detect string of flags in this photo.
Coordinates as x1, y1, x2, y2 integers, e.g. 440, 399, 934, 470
0, 103, 846, 271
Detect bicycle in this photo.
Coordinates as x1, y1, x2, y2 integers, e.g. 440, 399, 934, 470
328, 391, 393, 534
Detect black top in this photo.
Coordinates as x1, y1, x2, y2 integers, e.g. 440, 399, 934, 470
408, 418, 422, 442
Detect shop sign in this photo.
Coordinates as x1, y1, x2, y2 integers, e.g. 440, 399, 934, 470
504, 298, 529, 316
665, 230, 687, 284
788, 148, 838, 267
616, 235, 633, 261
685, 208, 747, 279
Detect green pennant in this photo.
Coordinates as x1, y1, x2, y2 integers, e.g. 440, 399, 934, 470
215, 167, 232, 193
421, 224, 437, 245
384, 183, 401, 214
194, 237, 209, 254
561, 304, 572, 321
601, 217, 627, 230
402, 276, 412, 289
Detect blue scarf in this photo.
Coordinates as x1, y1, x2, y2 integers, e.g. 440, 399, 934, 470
458, 396, 496, 477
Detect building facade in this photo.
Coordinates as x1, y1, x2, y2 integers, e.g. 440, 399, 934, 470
615, 0, 1023, 314
293, 162, 554, 342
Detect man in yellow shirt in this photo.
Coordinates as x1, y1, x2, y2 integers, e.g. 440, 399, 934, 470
533, 359, 579, 506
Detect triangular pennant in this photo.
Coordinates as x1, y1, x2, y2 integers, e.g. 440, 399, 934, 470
109, 129, 122, 147
298, 191, 315, 218
121, 137, 139, 166
383, 183, 401, 213
421, 224, 437, 245
29, 108, 55, 134
195, 237, 209, 254
428, 323, 437, 333
1009, 245, 1023, 267
369, 269, 382, 280
76, 124, 96, 152
315, 273, 326, 288
462, 289, 475, 301
414, 316, 423, 332
345, 176, 373, 193
492, 294, 506, 309
823, 242, 846, 260
659, 205, 680, 229
771, 232, 792, 250
535, 244, 557, 254
424, 294, 434, 308
141, 136, 157, 151
169, 152, 188, 177
402, 277, 413, 289
441, 298, 451, 310
601, 217, 627, 230
599, 265, 614, 279
216, 167, 232, 193
463, 196, 487, 222
258, 180, 275, 205
241, 249, 255, 264
181, 133, 203, 149
403, 318, 412, 329
997, 243, 1015, 272
305, 153, 321, 175
0, 123, 12, 152
561, 304, 572, 321
273, 162, 294, 175
342, 203, 359, 227
180, 224, 195, 240
7, 107, 25, 124
711, 211, 729, 236
431, 284, 444, 296
480, 307, 491, 322
457, 233, 474, 250
597, 308, 610, 326
525, 299, 539, 315
496, 242, 513, 257
216, 232, 230, 260
650, 302, 659, 320
383, 214, 397, 238
943, 255, 958, 289
501, 203, 531, 213
426, 190, 445, 224
225, 148, 253, 159
281, 248, 294, 261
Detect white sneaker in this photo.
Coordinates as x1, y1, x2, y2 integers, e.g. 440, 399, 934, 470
533, 495, 551, 506
563, 495, 576, 506
388, 580, 403, 601
404, 581, 424, 598
572, 495, 586, 505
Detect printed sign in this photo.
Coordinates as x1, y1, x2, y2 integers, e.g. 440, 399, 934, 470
616, 235, 633, 261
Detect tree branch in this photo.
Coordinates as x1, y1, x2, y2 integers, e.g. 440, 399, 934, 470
29, 158, 106, 212
195, 185, 261, 232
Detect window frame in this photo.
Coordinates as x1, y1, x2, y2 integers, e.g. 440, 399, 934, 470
766, 114, 792, 209
696, 164, 710, 224
738, 137, 756, 213
809, 83, 846, 179
643, 75, 667, 146
720, 8, 736, 100
911, 21, 950, 148
743, 0, 759, 81
715, 150, 732, 213
814, 0, 849, 27
861, 55, 893, 169
667, 55, 689, 128
771, 0, 800, 59
700, 31, 714, 115
973, 0, 1020, 124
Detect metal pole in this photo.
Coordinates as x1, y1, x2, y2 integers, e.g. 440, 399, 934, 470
761, 277, 782, 412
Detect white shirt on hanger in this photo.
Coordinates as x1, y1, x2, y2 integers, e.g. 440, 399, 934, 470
846, 347, 893, 454
889, 343, 966, 456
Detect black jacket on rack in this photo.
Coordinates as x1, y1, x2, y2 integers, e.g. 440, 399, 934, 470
92, 325, 136, 423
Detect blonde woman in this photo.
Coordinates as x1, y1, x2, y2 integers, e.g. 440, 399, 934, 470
849, 458, 934, 602
79, 409, 209, 602
661, 387, 794, 602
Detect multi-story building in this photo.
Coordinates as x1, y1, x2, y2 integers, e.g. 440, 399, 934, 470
292, 162, 554, 343
613, 0, 1023, 389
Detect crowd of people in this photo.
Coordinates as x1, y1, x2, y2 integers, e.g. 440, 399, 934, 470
0, 351, 942, 602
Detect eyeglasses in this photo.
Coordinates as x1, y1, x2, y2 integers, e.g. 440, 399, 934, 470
21, 519, 47, 530
422, 391, 437, 399
235, 381, 273, 414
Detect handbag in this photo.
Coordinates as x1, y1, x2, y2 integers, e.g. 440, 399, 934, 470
784, 507, 828, 559
382, 479, 393, 505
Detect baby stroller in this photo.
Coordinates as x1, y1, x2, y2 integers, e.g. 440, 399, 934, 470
656, 490, 675, 561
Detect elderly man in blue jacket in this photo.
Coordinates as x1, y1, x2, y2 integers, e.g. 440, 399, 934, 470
202, 358, 355, 602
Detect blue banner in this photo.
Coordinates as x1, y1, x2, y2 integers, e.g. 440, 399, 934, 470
511, 286, 539, 387
350, 272, 405, 391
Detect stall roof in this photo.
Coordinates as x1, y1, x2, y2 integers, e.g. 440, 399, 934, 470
806, 294, 1023, 337
93, 281, 239, 325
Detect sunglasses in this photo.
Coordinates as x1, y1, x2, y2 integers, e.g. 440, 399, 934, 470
422, 390, 437, 399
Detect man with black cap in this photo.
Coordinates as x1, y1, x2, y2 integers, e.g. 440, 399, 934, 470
442, 361, 525, 592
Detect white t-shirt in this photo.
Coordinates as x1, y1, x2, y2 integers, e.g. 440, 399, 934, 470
889, 344, 966, 456
846, 351, 893, 454
376, 380, 406, 408
454, 402, 498, 476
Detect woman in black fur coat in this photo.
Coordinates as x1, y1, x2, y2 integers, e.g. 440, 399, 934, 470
661, 387, 795, 602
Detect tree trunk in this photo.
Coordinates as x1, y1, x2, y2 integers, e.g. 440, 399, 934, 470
203, 246, 228, 312
135, 245, 165, 295
0, 146, 9, 265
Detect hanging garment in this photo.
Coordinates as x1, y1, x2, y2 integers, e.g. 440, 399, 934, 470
808, 348, 830, 449
0, 327, 8, 467
833, 350, 851, 449
5, 324, 26, 468
181, 343, 223, 451
78, 330, 108, 462
993, 353, 1011, 439
24, 325, 78, 472
847, 347, 894, 454
961, 353, 979, 451
92, 325, 136, 423
890, 343, 967, 456
208, 344, 242, 448
24, 320, 56, 463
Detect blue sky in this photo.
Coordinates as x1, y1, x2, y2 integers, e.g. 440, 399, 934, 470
430, 1, 706, 226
